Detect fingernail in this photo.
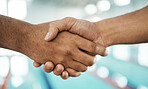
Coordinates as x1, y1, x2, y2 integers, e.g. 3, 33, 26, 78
46, 64, 52, 70
57, 66, 61, 72
62, 74, 66, 78
62, 72, 66, 78
44, 32, 51, 40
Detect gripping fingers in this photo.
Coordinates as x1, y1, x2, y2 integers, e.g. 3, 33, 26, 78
61, 71, 69, 80
53, 64, 64, 76
95, 45, 107, 56
73, 50, 95, 66
75, 35, 107, 56
43, 61, 54, 73
67, 60, 87, 72
66, 68, 81, 77
44, 17, 77, 41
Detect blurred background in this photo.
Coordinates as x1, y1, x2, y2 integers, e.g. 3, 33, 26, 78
0, 0, 148, 89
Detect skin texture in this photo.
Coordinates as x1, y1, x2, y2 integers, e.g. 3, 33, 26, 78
0, 15, 103, 79
95, 6, 148, 46
42, 6, 148, 79
44, 17, 107, 51
28, 24, 99, 79
1, 6, 148, 80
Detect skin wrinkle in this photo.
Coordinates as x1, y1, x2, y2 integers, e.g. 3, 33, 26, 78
0, 15, 97, 78
25, 28, 93, 72
40, 6, 148, 79
0, 15, 93, 75
2, 6, 148, 79
38, 6, 148, 79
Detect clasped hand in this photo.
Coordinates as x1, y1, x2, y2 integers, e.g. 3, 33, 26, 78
30, 17, 107, 79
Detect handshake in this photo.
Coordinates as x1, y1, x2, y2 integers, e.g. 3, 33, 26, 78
28, 17, 108, 79
2, 7, 146, 80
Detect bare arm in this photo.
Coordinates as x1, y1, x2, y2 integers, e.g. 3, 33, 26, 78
45, 6, 148, 47
0, 15, 100, 79
96, 6, 148, 46
0, 15, 32, 52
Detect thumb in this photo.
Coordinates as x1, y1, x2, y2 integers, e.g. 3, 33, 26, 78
44, 27, 59, 41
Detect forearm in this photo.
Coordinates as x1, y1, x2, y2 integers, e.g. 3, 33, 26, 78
96, 6, 148, 46
0, 15, 32, 52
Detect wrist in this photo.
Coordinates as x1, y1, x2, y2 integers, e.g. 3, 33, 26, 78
94, 19, 118, 47
95, 16, 132, 46
94, 7, 148, 46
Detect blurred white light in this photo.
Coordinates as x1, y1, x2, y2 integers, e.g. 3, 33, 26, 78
87, 64, 96, 72
137, 85, 148, 89
33, 82, 42, 89
0, 57, 9, 77
27, 0, 34, 3
0, 0, 7, 15
138, 44, 148, 67
97, 66, 109, 78
0, 77, 4, 85
11, 76, 23, 87
91, 16, 102, 22
95, 55, 102, 62
8, 0, 27, 20
113, 45, 130, 61
117, 76, 128, 88
11, 56, 28, 76
84, 4, 97, 15
114, 0, 131, 6
97, 0, 111, 11
113, 73, 128, 88
0, 48, 21, 56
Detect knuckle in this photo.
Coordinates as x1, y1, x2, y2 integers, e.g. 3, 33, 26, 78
50, 21, 56, 27
96, 46, 106, 56
100, 47, 106, 56
58, 58, 65, 64
90, 43, 96, 53
63, 47, 73, 56
64, 17, 74, 21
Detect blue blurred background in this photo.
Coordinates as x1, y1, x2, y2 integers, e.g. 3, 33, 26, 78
0, 0, 148, 89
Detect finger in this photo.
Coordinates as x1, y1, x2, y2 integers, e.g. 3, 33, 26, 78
67, 60, 87, 72
53, 64, 64, 76
75, 36, 107, 56
44, 27, 59, 41
44, 17, 77, 41
96, 44, 107, 56
61, 71, 69, 80
33, 61, 42, 68
44, 20, 64, 41
66, 68, 81, 77
72, 50, 95, 66
43, 61, 54, 73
